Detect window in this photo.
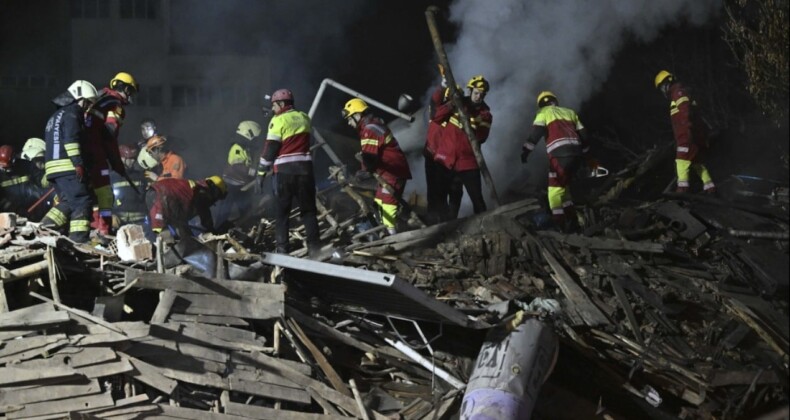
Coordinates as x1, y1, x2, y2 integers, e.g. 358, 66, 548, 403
70, 0, 109, 18
0, 75, 58, 89
172, 85, 197, 107
120, 0, 158, 19
136, 85, 163, 107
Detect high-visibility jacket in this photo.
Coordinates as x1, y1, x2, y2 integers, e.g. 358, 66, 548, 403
0, 160, 46, 216
228, 142, 251, 166
668, 82, 708, 161
259, 107, 312, 175
431, 95, 492, 171
356, 114, 412, 181
524, 105, 588, 157
44, 95, 85, 179
160, 151, 186, 179
148, 178, 214, 233
110, 168, 146, 222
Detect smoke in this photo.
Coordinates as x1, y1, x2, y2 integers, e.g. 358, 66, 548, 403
394, 0, 721, 209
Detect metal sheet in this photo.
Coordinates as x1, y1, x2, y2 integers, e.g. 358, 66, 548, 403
260, 253, 483, 328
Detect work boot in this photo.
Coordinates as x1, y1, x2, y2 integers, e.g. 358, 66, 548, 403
703, 186, 717, 195
675, 186, 689, 194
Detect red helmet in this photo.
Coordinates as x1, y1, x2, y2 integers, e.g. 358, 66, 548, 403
119, 144, 138, 159
0, 145, 14, 169
271, 88, 293, 103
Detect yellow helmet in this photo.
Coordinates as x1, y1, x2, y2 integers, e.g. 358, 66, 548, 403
206, 175, 227, 196
236, 120, 262, 141
467, 75, 490, 92
110, 72, 139, 92
536, 91, 558, 107
342, 98, 369, 119
654, 70, 673, 88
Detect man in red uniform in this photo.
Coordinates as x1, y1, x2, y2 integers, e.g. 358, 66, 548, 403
431, 75, 492, 218
145, 176, 226, 239
521, 91, 590, 232
143, 135, 186, 181
84, 72, 138, 235
342, 98, 412, 235
655, 70, 716, 194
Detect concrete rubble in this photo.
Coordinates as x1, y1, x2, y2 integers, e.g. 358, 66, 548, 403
0, 147, 788, 419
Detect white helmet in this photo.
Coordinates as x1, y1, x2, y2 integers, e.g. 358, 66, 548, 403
137, 146, 159, 170
236, 120, 262, 141
68, 80, 99, 103
21, 137, 46, 161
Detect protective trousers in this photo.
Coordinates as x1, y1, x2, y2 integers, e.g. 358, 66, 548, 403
272, 172, 320, 253
424, 155, 447, 224
42, 174, 92, 243
547, 154, 581, 229
373, 172, 406, 233
675, 159, 715, 191
448, 168, 486, 218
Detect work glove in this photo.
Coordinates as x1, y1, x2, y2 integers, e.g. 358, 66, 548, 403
438, 64, 447, 88
520, 147, 530, 164
254, 166, 269, 194
144, 171, 159, 182
355, 169, 372, 181
75, 165, 85, 182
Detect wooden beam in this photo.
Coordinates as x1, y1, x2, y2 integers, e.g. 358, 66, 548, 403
29, 292, 125, 335
150, 289, 176, 324
288, 318, 352, 398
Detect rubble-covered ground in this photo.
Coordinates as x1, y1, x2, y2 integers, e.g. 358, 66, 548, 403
1, 145, 788, 419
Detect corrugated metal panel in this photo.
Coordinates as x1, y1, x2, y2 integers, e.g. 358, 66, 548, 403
260, 253, 482, 328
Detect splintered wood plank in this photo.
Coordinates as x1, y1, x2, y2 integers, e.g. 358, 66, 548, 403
29, 292, 125, 335
125, 269, 285, 299
118, 352, 178, 395
150, 289, 177, 323
0, 366, 80, 387
0, 334, 69, 364
6, 392, 114, 419
227, 376, 311, 404
0, 310, 70, 329
224, 401, 347, 419
156, 404, 249, 420
287, 318, 352, 398
152, 323, 268, 353
0, 279, 10, 313
535, 238, 610, 327
77, 358, 133, 379
172, 292, 283, 320
167, 313, 249, 326
230, 351, 389, 420
19, 347, 117, 370
0, 379, 100, 406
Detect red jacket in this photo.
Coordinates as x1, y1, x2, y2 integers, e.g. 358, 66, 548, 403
431, 93, 492, 171
357, 114, 411, 180
84, 88, 128, 182
524, 105, 588, 157
668, 82, 708, 161
424, 87, 447, 159
148, 178, 214, 232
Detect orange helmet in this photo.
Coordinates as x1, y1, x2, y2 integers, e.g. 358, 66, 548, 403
145, 135, 166, 151
0, 145, 14, 169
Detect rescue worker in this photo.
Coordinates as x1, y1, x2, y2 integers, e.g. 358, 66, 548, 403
521, 91, 590, 232
41, 80, 100, 243
145, 176, 227, 240
110, 144, 147, 226
0, 144, 47, 219
84, 72, 139, 235
431, 75, 492, 217
654, 70, 716, 194
138, 118, 158, 149
143, 135, 186, 181
217, 120, 262, 226
256, 88, 320, 254
19, 138, 52, 220
424, 82, 453, 223
342, 98, 412, 235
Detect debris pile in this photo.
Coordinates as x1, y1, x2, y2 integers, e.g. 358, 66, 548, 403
0, 154, 788, 419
